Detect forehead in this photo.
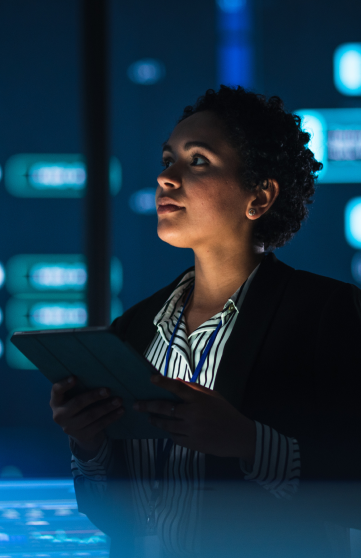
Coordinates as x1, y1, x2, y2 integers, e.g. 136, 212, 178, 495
167, 110, 229, 148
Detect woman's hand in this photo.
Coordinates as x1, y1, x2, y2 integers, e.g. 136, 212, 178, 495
133, 375, 256, 466
50, 376, 124, 460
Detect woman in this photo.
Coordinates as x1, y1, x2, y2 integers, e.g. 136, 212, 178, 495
50, 86, 361, 557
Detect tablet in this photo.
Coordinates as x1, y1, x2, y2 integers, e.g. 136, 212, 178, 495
11, 327, 180, 439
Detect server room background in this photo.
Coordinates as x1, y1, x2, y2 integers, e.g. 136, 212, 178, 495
0, 0, 360, 480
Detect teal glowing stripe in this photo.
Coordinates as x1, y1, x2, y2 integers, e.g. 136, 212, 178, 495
5, 154, 122, 198
345, 197, 361, 249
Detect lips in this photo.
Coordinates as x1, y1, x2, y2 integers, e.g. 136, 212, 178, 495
157, 197, 184, 215
157, 204, 183, 215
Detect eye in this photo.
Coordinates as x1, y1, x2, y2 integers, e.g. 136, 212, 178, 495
191, 154, 208, 166
161, 158, 173, 169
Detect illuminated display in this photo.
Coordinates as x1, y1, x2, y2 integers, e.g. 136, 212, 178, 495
296, 108, 361, 183
334, 43, 361, 96
0, 479, 110, 555
127, 58, 165, 85
29, 263, 87, 290
327, 130, 361, 161
30, 302, 88, 327
0, 262, 5, 288
5, 154, 122, 197
29, 161, 86, 190
6, 254, 121, 294
345, 198, 361, 249
129, 188, 157, 214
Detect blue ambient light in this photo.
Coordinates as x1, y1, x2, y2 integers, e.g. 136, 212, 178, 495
296, 110, 328, 179
129, 188, 157, 214
334, 44, 361, 96
345, 198, 361, 249
351, 252, 361, 284
0, 340, 3, 359
216, 0, 246, 12
0, 308, 3, 326
127, 59, 165, 85
0, 263, 5, 288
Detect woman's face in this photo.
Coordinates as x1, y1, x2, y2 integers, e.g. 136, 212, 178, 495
156, 110, 256, 252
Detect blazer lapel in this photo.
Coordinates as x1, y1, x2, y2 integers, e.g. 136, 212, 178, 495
213, 253, 294, 412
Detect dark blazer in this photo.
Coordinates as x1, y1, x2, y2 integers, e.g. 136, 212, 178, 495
75, 254, 361, 556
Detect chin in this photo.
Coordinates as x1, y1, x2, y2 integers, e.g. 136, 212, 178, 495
157, 223, 191, 249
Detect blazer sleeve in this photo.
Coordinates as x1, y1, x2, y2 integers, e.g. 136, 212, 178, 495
296, 282, 361, 481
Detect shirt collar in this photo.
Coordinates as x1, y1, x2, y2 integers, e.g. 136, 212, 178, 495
153, 263, 260, 330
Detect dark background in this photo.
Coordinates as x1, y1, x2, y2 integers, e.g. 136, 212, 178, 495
0, 0, 360, 477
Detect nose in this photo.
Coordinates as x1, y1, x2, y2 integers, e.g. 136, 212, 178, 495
157, 166, 182, 190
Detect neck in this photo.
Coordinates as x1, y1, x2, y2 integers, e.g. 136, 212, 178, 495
190, 243, 264, 312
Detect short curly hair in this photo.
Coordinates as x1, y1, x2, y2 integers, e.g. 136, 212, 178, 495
179, 85, 323, 249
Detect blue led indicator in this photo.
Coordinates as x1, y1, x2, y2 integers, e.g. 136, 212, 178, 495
0, 340, 3, 359
127, 59, 165, 85
0, 308, 3, 326
345, 198, 361, 249
334, 43, 361, 96
129, 188, 157, 214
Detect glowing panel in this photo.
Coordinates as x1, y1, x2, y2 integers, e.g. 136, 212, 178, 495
6, 298, 87, 330
0, 263, 5, 288
0, 308, 3, 325
5, 154, 122, 198
129, 188, 157, 214
0, 340, 3, 358
334, 43, 361, 96
127, 59, 165, 85
345, 198, 361, 249
6, 255, 122, 295
296, 108, 361, 183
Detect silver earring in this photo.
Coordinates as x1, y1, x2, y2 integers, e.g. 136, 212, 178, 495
248, 209, 256, 216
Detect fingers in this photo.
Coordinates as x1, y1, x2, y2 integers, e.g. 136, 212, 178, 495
78, 408, 125, 440
133, 399, 177, 415
149, 415, 187, 436
66, 397, 124, 431
65, 387, 114, 418
50, 376, 78, 407
150, 375, 197, 401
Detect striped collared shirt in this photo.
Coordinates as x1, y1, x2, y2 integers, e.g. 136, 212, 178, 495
72, 265, 300, 555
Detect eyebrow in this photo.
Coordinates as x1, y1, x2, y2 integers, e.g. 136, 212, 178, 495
162, 140, 217, 155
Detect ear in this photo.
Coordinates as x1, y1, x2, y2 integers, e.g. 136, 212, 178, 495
246, 179, 279, 220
